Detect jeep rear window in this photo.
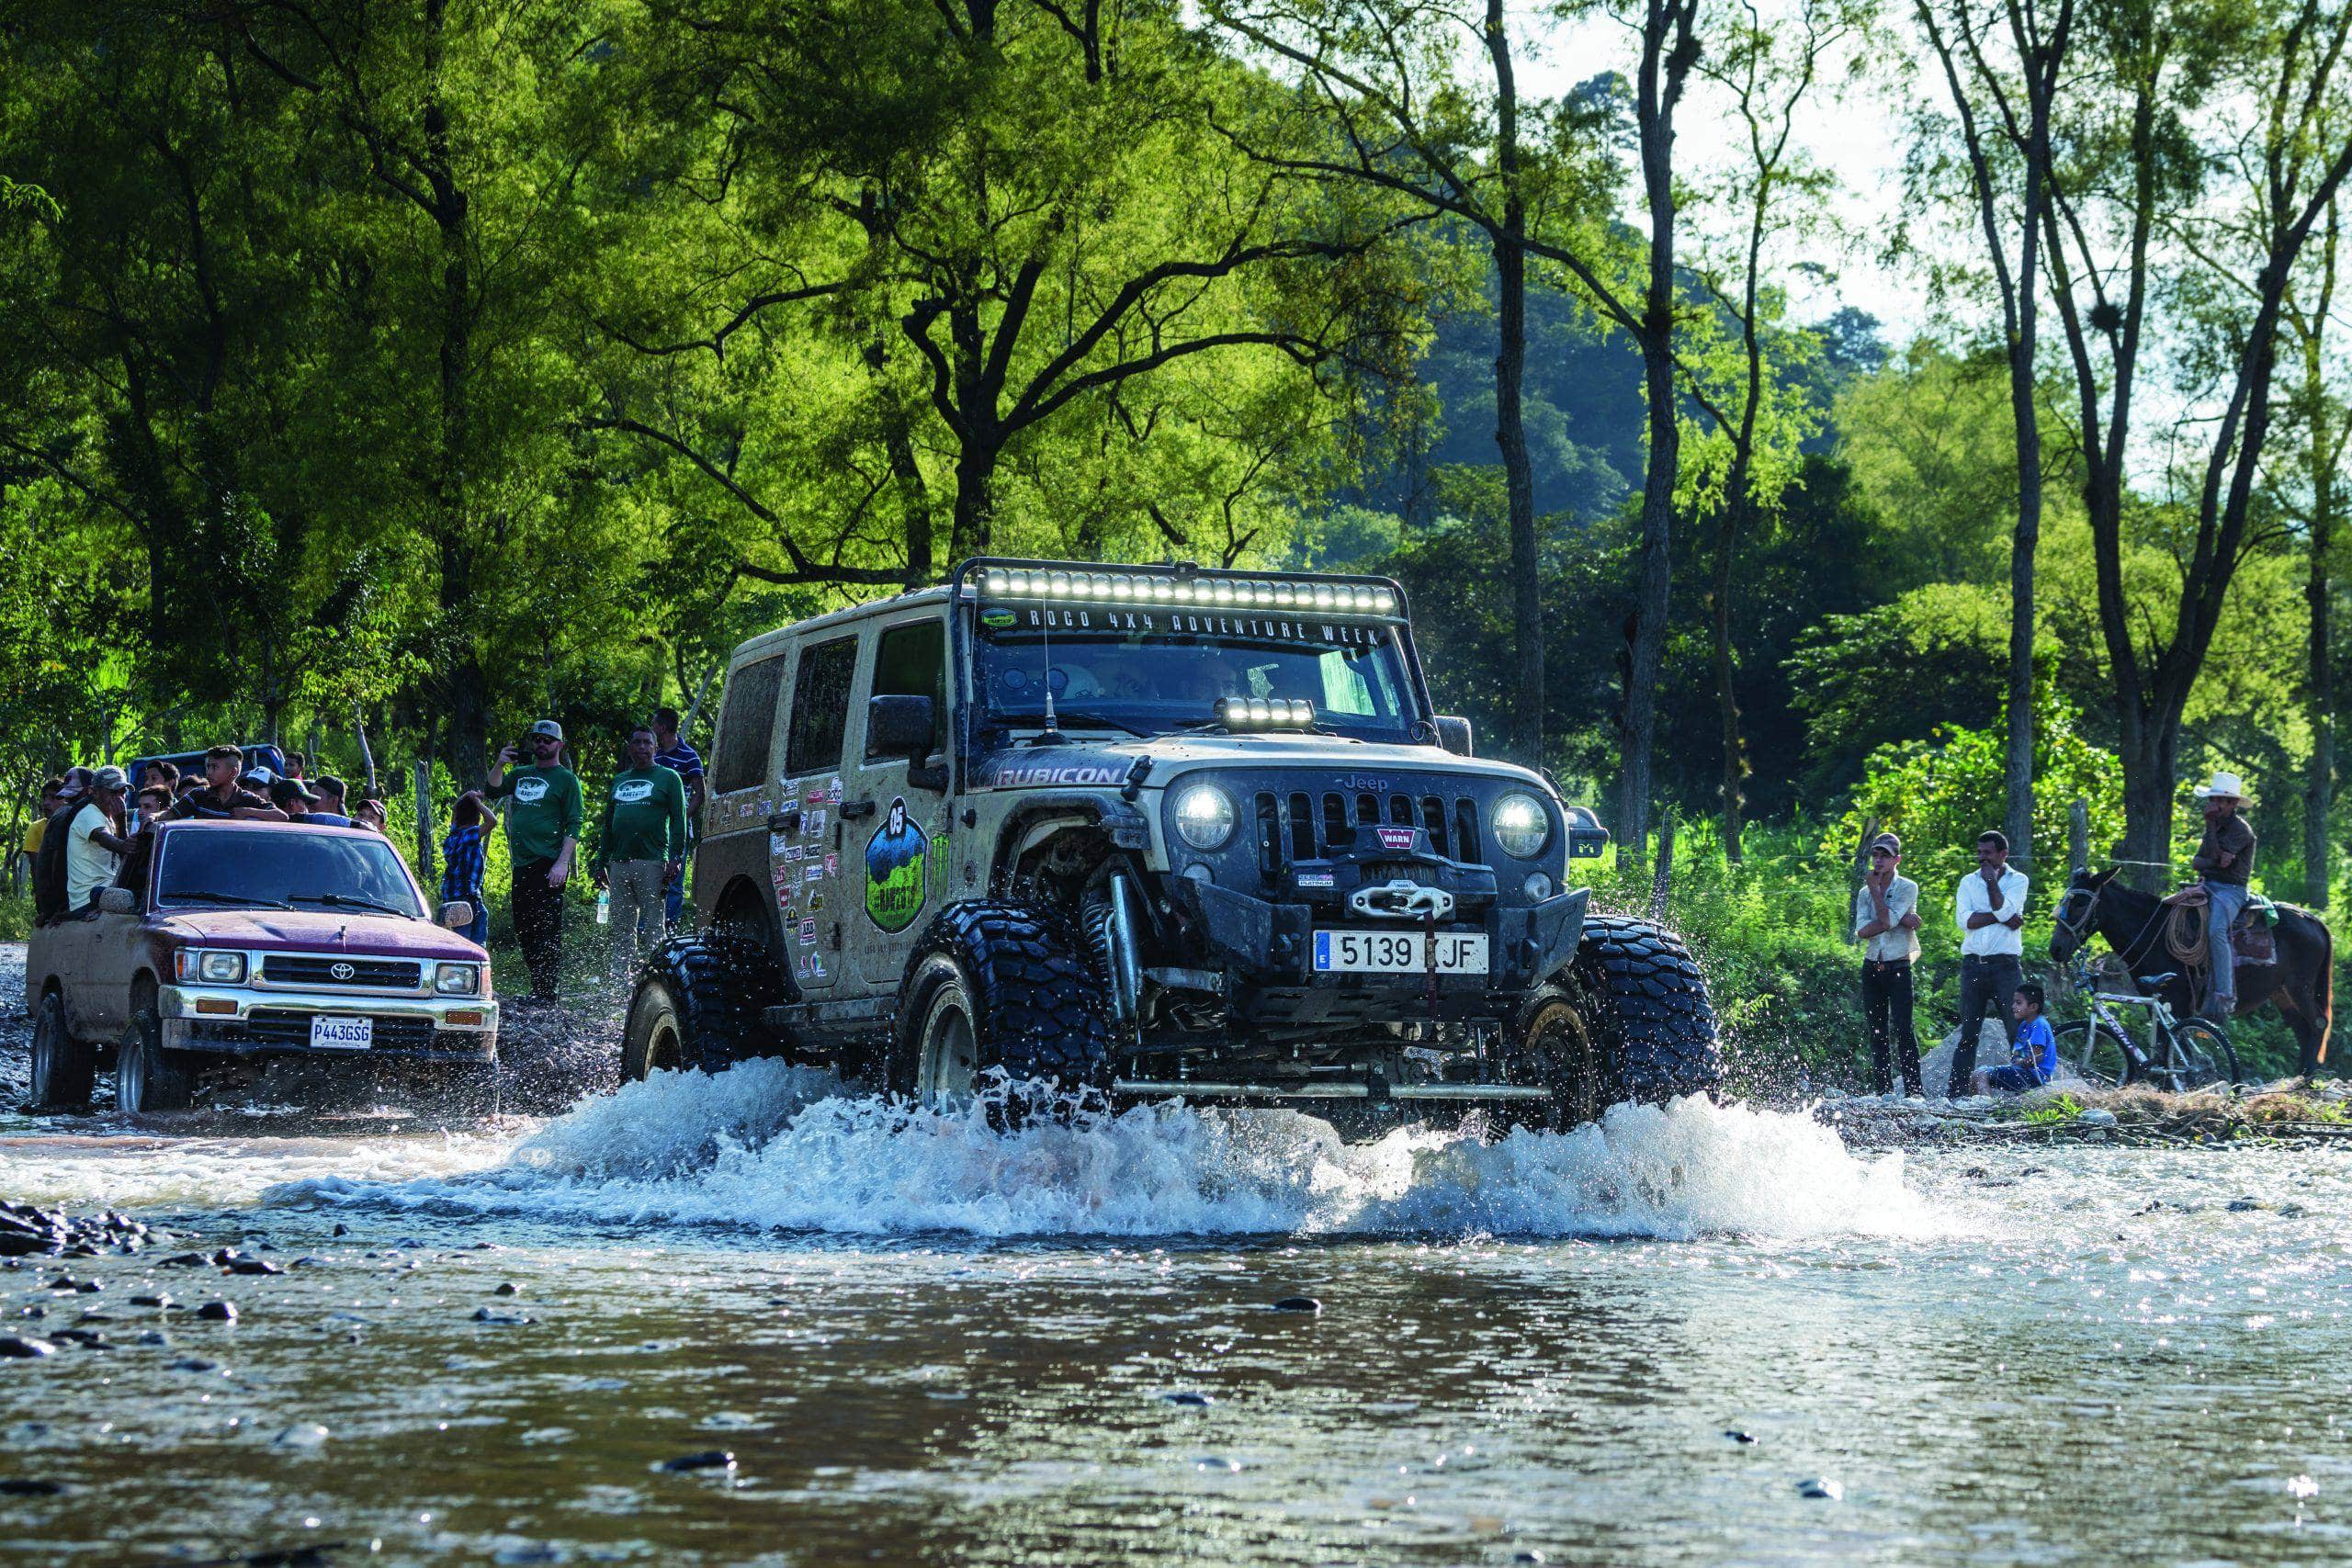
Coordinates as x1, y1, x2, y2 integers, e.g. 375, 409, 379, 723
974, 614, 1419, 741
712, 653, 788, 794
786, 635, 858, 775
156, 830, 424, 917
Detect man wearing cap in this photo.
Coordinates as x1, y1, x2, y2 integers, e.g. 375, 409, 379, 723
489, 720, 583, 1003
62, 767, 135, 916
166, 746, 285, 822
1853, 832, 1925, 1097
33, 768, 94, 924
594, 723, 689, 987
1950, 829, 2030, 1098
2190, 771, 2256, 1021
268, 773, 352, 827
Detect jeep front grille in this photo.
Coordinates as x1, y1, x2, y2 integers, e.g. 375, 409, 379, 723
1252, 790, 1482, 875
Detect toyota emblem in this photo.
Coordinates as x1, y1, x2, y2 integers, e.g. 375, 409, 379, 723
330, 962, 356, 982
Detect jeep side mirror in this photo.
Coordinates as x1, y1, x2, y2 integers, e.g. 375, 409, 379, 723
97, 886, 138, 916
1434, 716, 1475, 756
439, 901, 474, 931
868, 694, 947, 791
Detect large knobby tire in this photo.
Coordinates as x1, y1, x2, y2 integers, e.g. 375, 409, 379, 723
28, 992, 96, 1111
894, 901, 1110, 1112
116, 1009, 195, 1114
1509, 915, 1722, 1128
620, 933, 780, 1080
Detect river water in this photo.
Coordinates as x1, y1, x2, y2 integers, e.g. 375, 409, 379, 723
0, 1064, 2346, 1567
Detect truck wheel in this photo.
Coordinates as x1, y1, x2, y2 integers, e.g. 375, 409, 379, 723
621, 935, 774, 1079
28, 993, 95, 1111
116, 1010, 195, 1114
1508, 915, 1722, 1129
895, 901, 1110, 1112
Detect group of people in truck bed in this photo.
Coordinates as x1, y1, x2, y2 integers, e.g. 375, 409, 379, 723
21, 746, 393, 925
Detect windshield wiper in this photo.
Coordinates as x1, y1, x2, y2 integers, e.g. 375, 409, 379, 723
288, 891, 413, 919
162, 891, 291, 909
1006, 710, 1152, 739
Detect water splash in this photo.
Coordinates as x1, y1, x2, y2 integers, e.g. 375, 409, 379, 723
266, 1061, 1938, 1241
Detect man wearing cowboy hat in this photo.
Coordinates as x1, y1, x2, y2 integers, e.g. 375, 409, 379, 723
2190, 771, 2256, 1021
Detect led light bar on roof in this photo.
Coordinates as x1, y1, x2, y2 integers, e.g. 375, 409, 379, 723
978, 567, 1400, 617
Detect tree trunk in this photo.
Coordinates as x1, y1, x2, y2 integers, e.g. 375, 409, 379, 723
2116, 722, 2177, 889
1494, 238, 1544, 769
1614, 0, 1693, 858
1709, 490, 1746, 862
2307, 469, 2335, 908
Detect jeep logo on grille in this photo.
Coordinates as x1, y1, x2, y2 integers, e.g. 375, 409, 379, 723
1335, 774, 1390, 792
1375, 826, 1417, 852
330, 963, 356, 982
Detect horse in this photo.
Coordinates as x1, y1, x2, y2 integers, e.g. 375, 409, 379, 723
2049, 867, 2335, 1077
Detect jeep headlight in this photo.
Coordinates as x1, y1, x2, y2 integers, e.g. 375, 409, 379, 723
1173, 784, 1237, 851
175, 949, 246, 985
434, 963, 482, 997
1491, 793, 1552, 860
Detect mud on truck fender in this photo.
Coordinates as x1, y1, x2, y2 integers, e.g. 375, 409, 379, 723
1511, 914, 1724, 1129
892, 899, 1112, 1111
621, 931, 785, 1079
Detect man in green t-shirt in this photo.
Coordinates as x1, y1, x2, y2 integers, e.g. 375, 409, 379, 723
593, 723, 689, 983
488, 718, 583, 1003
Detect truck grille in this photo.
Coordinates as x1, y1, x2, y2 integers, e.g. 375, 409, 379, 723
243, 1009, 437, 1050
1252, 790, 1481, 876
261, 956, 423, 989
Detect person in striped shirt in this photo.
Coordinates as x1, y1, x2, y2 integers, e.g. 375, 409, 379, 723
652, 707, 704, 931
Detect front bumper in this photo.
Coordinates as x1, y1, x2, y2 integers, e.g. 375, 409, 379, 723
1165, 879, 1589, 1024
158, 983, 498, 1062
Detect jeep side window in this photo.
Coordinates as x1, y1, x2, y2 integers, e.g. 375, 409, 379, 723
867, 620, 945, 761
711, 653, 788, 794
786, 635, 857, 775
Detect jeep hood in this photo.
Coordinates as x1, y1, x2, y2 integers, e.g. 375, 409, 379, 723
974, 733, 1549, 793
155, 908, 484, 961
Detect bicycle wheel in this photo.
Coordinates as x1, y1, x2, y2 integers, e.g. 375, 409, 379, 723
2169, 1020, 2240, 1089
2054, 1019, 2132, 1087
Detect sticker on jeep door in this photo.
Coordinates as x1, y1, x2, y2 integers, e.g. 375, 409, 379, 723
864, 796, 930, 932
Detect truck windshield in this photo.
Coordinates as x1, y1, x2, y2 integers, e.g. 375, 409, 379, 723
975, 610, 1422, 741
156, 830, 424, 918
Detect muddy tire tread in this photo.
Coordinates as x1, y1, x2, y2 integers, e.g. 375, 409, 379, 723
629, 932, 779, 1075
899, 901, 1110, 1089
1570, 914, 1724, 1104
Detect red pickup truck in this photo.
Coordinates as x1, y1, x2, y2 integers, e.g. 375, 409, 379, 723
24, 818, 498, 1112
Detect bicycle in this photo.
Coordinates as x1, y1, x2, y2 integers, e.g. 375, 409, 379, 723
2054, 957, 2240, 1091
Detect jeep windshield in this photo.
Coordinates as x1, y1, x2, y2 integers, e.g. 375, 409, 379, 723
156, 829, 425, 919
975, 613, 1423, 742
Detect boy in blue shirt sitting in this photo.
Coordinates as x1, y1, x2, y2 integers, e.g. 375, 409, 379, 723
1973, 981, 2058, 1094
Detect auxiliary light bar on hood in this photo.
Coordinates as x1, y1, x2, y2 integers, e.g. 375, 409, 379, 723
976, 565, 1401, 618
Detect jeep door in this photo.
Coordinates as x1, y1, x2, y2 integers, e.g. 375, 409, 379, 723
842, 613, 952, 987
769, 631, 860, 992
698, 646, 792, 940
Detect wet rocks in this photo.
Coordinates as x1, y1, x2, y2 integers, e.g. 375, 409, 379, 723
1798, 1476, 1844, 1500
196, 1302, 238, 1323
172, 1357, 221, 1372
225, 1258, 285, 1277
0, 1337, 56, 1359
0, 1478, 63, 1495
1723, 1429, 1758, 1444
472, 1308, 536, 1325
129, 1295, 172, 1309
660, 1450, 736, 1472
0, 1202, 151, 1259
157, 1252, 209, 1269
273, 1423, 331, 1450
493, 1282, 521, 1296
1161, 1391, 1214, 1406
1270, 1296, 1322, 1314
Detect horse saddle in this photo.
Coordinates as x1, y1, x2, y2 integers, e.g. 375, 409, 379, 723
2163, 886, 2279, 966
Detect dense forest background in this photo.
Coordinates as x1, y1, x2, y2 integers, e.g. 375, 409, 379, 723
2, 0, 2346, 1078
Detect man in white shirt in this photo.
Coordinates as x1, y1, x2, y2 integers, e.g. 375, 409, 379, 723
1950, 829, 2030, 1098
1853, 832, 1924, 1096
63, 766, 134, 916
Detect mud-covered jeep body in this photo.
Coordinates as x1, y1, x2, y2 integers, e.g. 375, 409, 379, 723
625, 558, 1721, 1132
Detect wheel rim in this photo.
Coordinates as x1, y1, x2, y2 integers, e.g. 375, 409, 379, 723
29, 1007, 57, 1101
119, 1033, 147, 1113
2063, 1021, 2128, 1087
2173, 1024, 2227, 1089
1525, 998, 1602, 1129
917, 986, 979, 1110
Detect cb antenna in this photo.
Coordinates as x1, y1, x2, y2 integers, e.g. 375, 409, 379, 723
1040, 572, 1058, 740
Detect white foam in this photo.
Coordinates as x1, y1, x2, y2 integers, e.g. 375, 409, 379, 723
262, 1060, 1939, 1242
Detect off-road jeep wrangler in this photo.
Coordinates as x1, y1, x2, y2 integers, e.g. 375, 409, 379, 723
622, 558, 1721, 1134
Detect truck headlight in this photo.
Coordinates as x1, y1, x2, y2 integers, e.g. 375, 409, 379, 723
175, 949, 246, 984
434, 963, 482, 996
1173, 784, 1237, 851
1492, 793, 1552, 860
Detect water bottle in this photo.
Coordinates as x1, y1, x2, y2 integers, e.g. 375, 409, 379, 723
595, 887, 611, 925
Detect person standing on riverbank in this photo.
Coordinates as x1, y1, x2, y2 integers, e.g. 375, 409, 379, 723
593, 724, 689, 986
488, 720, 582, 1005
652, 706, 704, 931
2189, 772, 2256, 1021
1949, 829, 2028, 1099
1853, 832, 1924, 1098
